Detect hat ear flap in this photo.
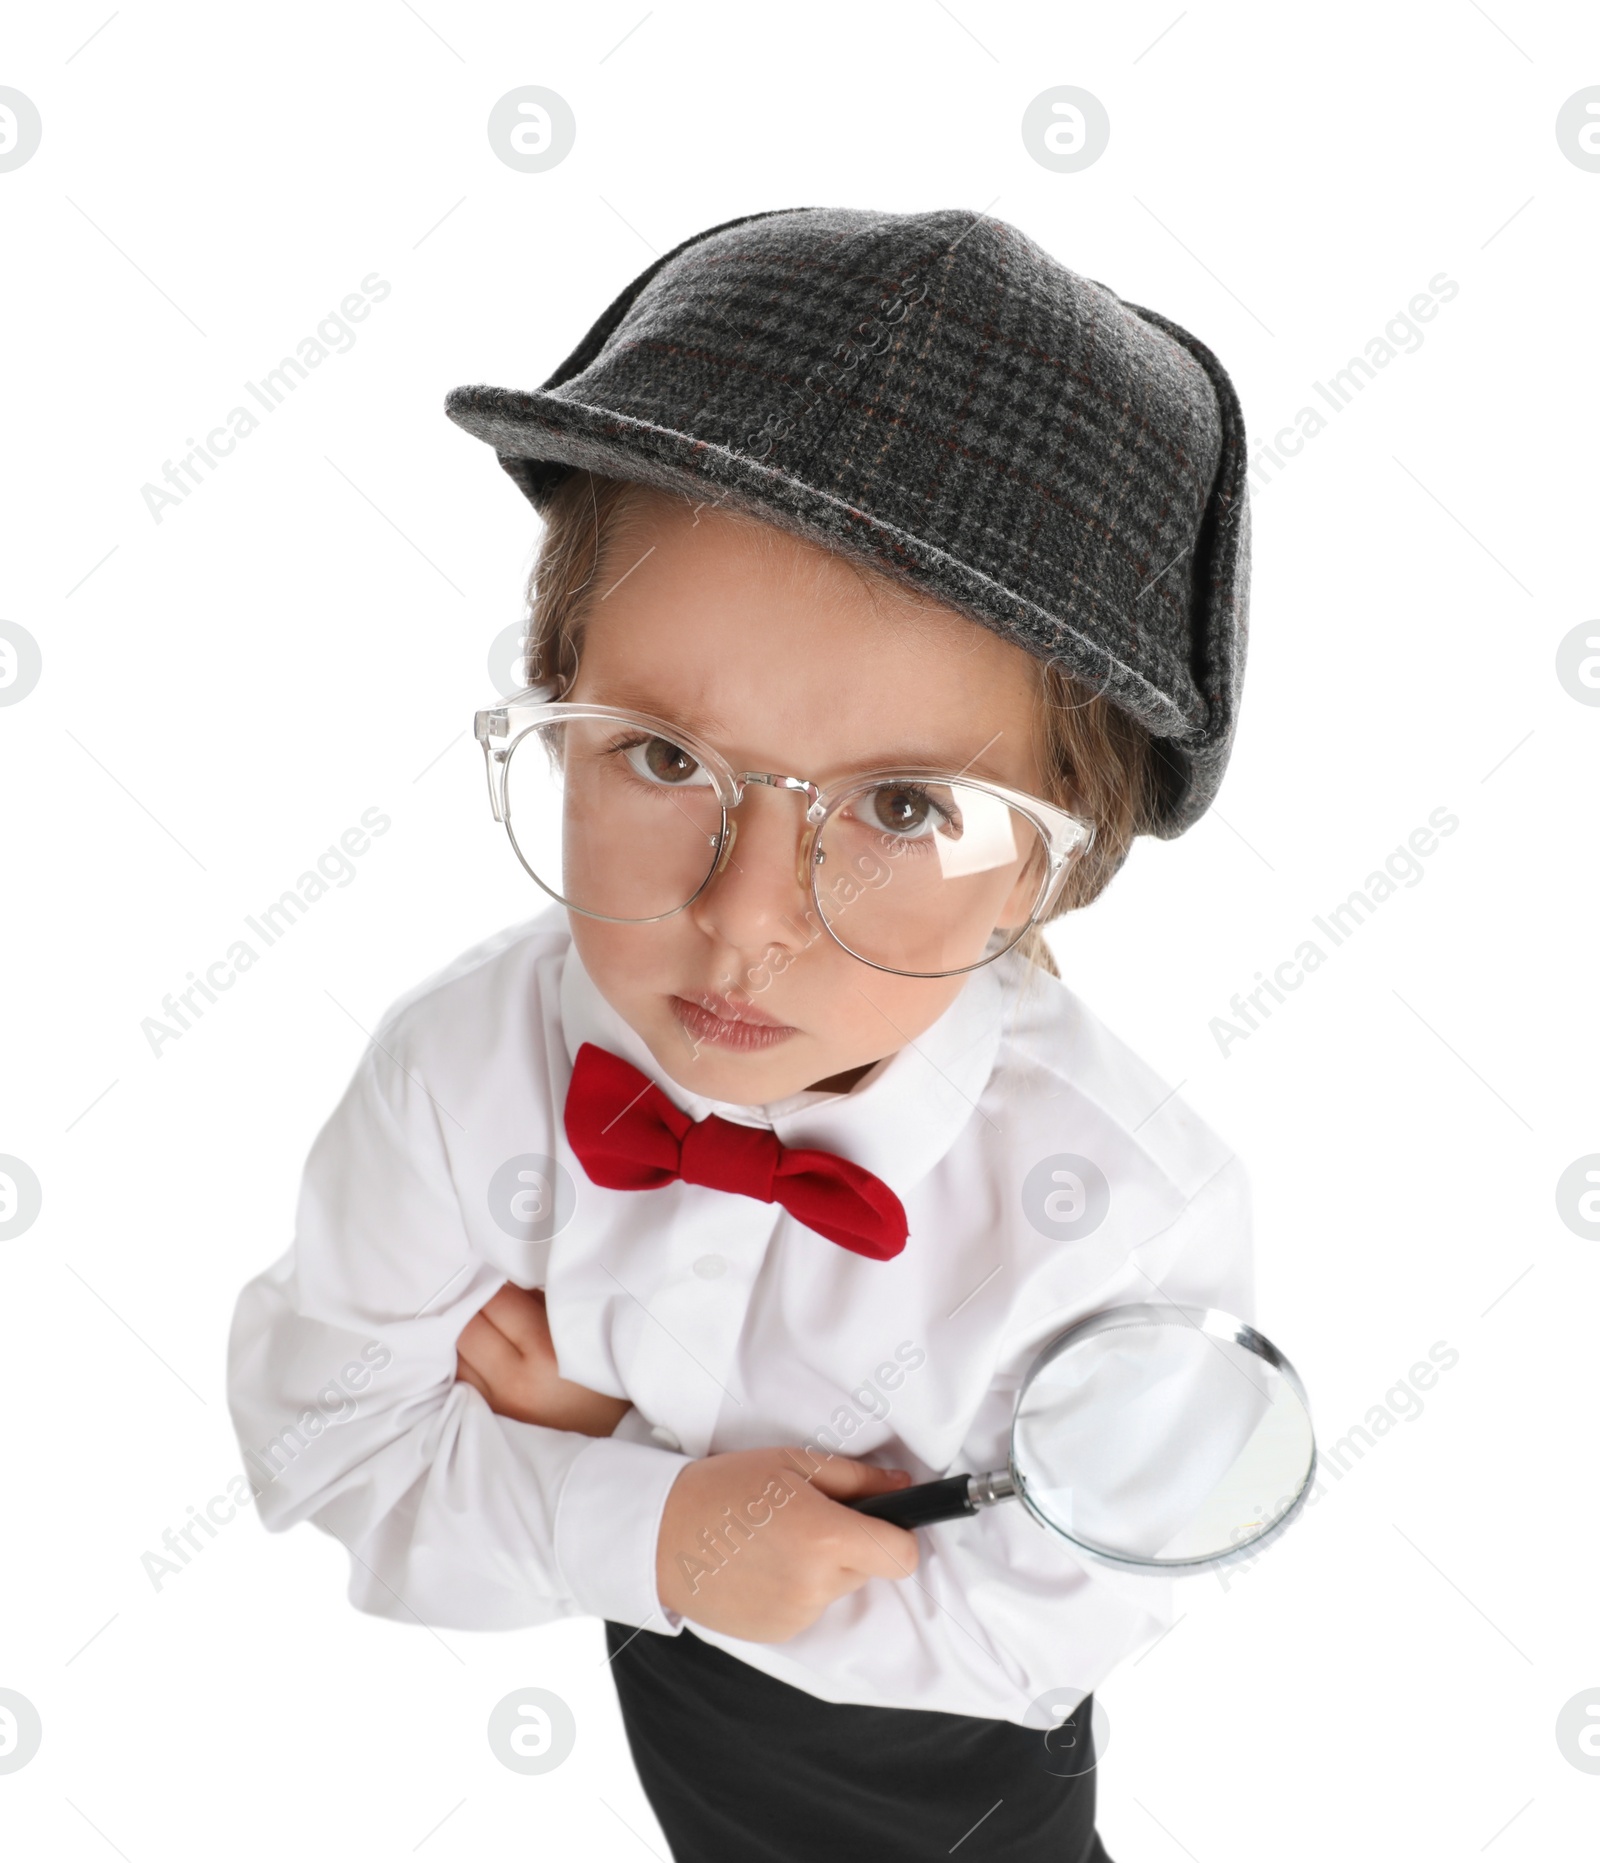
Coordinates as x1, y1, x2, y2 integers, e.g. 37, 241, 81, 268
1115, 303, 1253, 839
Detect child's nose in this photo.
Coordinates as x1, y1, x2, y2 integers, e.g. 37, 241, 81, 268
687, 785, 816, 958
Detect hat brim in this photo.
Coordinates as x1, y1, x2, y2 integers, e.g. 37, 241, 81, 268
443, 383, 1197, 751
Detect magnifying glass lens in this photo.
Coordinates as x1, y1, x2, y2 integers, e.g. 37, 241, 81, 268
1014, 1321, 1315, 1568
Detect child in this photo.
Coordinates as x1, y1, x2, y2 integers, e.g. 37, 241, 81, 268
226, 206, 1254, 1862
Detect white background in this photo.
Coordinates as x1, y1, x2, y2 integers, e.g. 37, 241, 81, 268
2, 2, 1597, 1857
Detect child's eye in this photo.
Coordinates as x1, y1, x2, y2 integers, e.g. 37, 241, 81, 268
859, 783, 960, 840
616, 733, 713, 789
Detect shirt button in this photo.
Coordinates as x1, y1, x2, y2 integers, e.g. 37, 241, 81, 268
693, 1254, 727, 1280
650, 1424, 682, 1451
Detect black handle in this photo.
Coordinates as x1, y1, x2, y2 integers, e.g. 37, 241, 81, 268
847, 1473, 978, 1529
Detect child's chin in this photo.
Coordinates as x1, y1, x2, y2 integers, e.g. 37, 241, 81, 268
655, 1038, 820, 1108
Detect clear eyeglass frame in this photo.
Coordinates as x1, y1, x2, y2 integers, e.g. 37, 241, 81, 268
472, 684, 1097, 979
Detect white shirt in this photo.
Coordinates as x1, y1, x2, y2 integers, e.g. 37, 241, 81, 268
225, 901, 1253, 1725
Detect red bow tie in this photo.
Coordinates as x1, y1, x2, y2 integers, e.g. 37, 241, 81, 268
563, 1042, 908, 1262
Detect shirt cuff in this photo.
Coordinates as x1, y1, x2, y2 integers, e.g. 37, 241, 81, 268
553, 1434, 694, 1634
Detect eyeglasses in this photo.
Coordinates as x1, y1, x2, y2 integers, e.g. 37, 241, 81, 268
473, 687, 1095, 979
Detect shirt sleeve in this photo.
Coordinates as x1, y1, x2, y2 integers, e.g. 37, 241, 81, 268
224, 1030, 694, 1635
692, 1150, 1256, 1722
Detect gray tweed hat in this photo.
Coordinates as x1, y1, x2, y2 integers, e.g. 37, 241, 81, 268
444, 205, 1251, 837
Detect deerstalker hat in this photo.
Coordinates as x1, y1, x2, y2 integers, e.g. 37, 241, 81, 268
444, 205, 1251, 836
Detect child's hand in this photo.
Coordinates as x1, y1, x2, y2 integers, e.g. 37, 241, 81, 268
455, 1281, 633, 1438
655, 1447, 920, 1643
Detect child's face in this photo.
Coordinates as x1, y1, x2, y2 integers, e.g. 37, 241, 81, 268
563, 492, 1051, 1105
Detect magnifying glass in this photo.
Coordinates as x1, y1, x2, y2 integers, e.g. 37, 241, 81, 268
848, 1304, 1317, 1575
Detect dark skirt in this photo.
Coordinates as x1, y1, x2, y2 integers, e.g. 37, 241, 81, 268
603, 1619, 1112, 1862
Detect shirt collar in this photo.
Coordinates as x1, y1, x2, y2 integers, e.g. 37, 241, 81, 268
557, 929, 1006, 1205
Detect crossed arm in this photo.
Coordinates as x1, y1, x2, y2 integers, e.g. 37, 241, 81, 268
454, 1281, 633, 1438
453, 1281, 919, 1642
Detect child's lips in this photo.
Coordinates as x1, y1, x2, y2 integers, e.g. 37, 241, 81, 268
686, 989, 790, 1028
670, 991, 798, 1051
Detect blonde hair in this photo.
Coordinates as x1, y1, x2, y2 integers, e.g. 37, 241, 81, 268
514, 470, 1164, 987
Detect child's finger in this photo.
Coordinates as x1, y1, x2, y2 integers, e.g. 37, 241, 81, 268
801, 1453, 913, 1502
455, 1353, 491, 1402
478, 1281, 552, 1356
456, 1308, 525, 1386
832, 1513, 922, 1584
841, 1513, 921, 1578
792, 1453, 923, 1579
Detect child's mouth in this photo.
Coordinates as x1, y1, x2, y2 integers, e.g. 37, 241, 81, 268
669, 993, 798, 1052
